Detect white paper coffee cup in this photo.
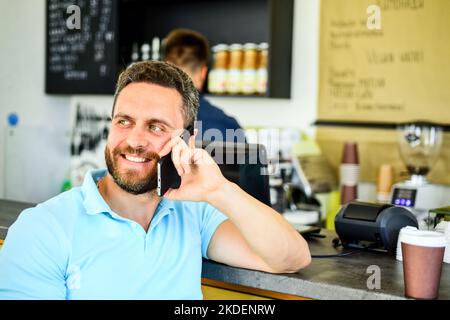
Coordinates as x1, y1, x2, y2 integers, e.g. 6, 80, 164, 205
401, 229, 446, 299
396, 226, 418, 262
401, 230, 447, 248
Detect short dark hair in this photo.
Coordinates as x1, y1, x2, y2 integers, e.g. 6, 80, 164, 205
164, 28, 210, 72
112, 61, 198, 131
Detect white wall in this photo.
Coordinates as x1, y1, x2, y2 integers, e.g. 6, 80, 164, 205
0, 0, 321, 202
0, 0, 72, 202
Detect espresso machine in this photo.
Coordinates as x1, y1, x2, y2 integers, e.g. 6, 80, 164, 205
390, 122, 448, 229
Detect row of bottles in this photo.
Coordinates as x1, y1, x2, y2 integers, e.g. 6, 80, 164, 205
129, 39, 269, 96
130, 37, 162, 63
208, 42, 269, 96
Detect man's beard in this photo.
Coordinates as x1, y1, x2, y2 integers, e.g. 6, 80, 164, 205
105, 144, 160, 195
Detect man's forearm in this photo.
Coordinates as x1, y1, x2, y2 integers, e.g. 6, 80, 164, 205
207, 181, 311, 272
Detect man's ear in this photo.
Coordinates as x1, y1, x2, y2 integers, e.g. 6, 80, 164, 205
200, 65, 208, 82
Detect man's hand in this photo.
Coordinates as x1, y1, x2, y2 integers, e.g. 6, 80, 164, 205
157, 130, 229, 202
158, 129, 311, 273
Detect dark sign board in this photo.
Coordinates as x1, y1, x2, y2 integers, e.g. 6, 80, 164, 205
46, 0, 118, 94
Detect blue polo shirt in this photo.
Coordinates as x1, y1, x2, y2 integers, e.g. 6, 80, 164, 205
0, 169, 228, 300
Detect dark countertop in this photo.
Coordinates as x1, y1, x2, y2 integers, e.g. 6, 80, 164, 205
1, 199, 449, 299
0, 199, 35, 240
202, 230, 450, 300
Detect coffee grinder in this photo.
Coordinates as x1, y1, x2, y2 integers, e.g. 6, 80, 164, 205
390, 122, 448, 229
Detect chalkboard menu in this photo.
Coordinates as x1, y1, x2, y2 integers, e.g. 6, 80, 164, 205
45, 0, 293, 98
46, 0, 118, 94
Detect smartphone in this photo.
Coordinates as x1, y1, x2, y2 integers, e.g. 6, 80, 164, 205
156, 126, 193, 197
157, 152, 181, 197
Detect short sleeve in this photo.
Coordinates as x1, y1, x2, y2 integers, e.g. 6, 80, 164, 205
199, 204, 228, 259
0, 207, 68, 299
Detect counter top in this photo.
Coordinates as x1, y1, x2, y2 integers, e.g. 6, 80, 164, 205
202, 229, 450, 300
1, 199, 449, 300
0, 199, 34, 240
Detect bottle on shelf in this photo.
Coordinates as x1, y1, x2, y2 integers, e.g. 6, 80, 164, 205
208, 44, 228, 94
131, 42, 139, 63
141, 43, 151, 61
226, 43, 243, 94
151, 37, 160, 61
256, 42, 269, 95
241, 43, 258, 95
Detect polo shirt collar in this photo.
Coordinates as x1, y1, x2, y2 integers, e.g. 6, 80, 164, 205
82, 169, 111, 215
81, 169, 176, 221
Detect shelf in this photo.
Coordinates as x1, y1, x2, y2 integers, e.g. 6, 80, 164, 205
46, 0, 294, 98
314, 120, 450, 132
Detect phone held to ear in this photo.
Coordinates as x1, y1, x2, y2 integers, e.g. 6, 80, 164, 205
156, 127, 192, 197
157, 152, 181, 197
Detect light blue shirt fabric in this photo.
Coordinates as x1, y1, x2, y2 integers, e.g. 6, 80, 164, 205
0, 169, 228, 300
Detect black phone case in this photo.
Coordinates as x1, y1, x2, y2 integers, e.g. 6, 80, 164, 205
157, 153, 181, 197
156, 129, 192, 196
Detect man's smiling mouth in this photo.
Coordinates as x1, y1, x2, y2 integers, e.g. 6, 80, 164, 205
122, 154, 151, 163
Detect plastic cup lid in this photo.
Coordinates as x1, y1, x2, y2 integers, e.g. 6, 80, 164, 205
401, 229, 447, 247
399, 226, 418, 235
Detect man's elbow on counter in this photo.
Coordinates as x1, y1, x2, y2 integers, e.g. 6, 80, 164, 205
285, 236, 312, 273
287, 249, 312, 273
270, 247, 312, 274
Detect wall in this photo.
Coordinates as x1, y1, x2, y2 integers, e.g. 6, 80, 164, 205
0, 0, 71, 202
0, 0, 322, 202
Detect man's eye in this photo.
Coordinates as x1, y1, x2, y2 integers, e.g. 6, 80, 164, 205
118, 119, 130, 126
149, 124, 163, 133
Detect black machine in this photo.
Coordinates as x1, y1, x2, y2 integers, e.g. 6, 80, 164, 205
335, 201, 418, 254
204, 141, 271, 206
157, 141, 271, 206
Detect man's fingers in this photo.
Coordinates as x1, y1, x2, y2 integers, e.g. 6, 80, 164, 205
192, 148, 204, 163
171, 128, 185, 139
188, 135, 196, 149
192, 149, 214, 166
158, 135, 189, 158
171, 143, 184, 176
189, 129, 198, 149
158, 138, 179, 158
179, 148, 192, 175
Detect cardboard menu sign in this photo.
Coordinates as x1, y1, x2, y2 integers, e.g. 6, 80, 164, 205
317, 0, 450, 185
318, 0, 450, 124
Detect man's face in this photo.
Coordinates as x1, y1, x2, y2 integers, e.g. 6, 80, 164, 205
106, 82, 185, 195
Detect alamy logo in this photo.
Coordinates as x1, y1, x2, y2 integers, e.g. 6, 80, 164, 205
367, 4, 382, 30
366, 265, 381, 290
66, 5, 81, 30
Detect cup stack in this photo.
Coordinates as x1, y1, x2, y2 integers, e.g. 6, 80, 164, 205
396, 226, 418, 261
340, 142, 359, 205
376, 164, 394, 204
